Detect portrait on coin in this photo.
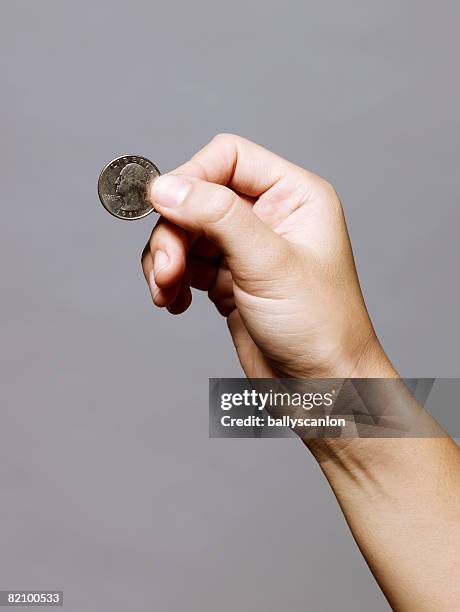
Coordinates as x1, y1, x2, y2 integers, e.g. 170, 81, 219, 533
114, 162, 149, 212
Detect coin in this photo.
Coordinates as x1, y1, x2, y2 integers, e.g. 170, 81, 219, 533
98, 155, 160, 220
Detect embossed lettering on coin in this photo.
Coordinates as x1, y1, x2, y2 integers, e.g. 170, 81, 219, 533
98, 155, 161, 220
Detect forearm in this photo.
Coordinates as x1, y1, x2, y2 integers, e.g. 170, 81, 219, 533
308, 437, 460, 611
305, 352, 460, 610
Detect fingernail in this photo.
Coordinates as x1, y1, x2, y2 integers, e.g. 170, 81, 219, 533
154, 250, 170, 275
149, 269, 160, 302
151, 175, 191, 207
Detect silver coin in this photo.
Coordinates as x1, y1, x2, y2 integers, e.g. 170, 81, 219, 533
98, 155, 160, 220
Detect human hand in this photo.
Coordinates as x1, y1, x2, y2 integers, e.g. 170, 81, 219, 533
141, 134, 394, 379
141, 137, 460, 611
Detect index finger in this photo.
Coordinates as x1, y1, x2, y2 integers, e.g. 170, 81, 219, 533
169, 133, 298, 197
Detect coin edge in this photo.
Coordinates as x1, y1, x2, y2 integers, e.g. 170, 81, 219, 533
97, 154, 161, 221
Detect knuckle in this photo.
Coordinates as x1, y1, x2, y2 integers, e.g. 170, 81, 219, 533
302, 172, 342, 213
184, 183, 239, 227
320, 178, 338, 199
316, 177, 340, 203
211, 132, 240, 146
202, 187, 239, 226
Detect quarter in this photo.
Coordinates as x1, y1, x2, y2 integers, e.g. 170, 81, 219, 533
98, 155, 160, 220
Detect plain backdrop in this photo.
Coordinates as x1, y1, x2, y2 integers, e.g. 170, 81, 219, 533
1, 1, 459, 610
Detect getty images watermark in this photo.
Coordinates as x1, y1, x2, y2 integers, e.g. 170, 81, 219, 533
219, 388, 344, 429
209, 378, 460, 438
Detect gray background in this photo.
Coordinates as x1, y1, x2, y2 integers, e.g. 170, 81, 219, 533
1, 1, 459, 610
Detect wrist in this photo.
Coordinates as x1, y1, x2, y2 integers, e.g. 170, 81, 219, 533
319, 331, 398, 380
348, 333, 399, 379
304, 334, 402, 474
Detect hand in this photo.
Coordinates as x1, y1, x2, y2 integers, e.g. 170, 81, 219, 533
141, 134, 393, 379
141, 135, 460, 611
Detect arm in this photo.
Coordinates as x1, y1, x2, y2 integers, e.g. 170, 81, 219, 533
307, 355, 460, 611
141, 133, 460, 610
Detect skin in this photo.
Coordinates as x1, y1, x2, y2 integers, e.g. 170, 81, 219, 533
141, 134, 460, 610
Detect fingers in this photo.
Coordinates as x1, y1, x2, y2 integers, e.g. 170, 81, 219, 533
170, 133, 295, 197
166, 285, 192, 315
142, 235, 221, 313
141, 243, 182, 308
149, 174, 290, 294
142, 134, 308, 313
142, 212, 223, 312
148, 218, 188, 288
189, 256, 220, 292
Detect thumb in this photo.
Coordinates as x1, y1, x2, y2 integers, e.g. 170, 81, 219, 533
150, 173, 289, 290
